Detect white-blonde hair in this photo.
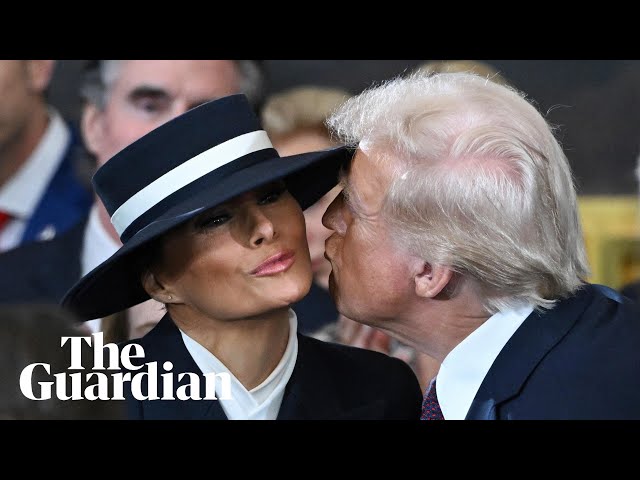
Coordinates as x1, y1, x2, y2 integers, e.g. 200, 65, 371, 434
327, 71, 590, 313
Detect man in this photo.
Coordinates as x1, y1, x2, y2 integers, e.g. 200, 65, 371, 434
321, 71, 640, 419
0, 60, 92, 253
0, 60, 267, 335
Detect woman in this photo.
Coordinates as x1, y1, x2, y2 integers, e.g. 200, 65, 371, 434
61, 94, 422, 420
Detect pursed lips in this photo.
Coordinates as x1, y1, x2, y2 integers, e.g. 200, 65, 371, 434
250, 250, 296, 276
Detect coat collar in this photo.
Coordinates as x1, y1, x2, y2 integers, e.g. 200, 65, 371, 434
134, 314, 227, 420
134, 315, 385, 420
465, 284, 599, 419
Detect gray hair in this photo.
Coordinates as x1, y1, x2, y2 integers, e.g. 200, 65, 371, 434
80, 60, 267, 112
327, 71, 590, 313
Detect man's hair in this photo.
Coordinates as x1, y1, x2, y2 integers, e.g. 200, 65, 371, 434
80, 60, 268, 113
327, 71, 590, 313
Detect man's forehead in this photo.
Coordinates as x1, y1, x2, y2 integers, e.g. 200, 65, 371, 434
350, 149, 392, 188
341, 149, 392, 216
114, 60, 239, 91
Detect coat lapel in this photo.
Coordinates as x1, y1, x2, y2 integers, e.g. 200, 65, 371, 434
132, 322, 388, 420
135, 314, 227, 420
466, 285, 597, 419
277, 334, 385, 420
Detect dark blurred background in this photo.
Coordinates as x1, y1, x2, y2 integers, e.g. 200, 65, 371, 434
49, 60, 640, 196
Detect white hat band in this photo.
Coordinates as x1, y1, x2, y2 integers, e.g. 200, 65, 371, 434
110, 130, 273, 236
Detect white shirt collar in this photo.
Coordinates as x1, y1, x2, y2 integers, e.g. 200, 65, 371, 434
82, 204, 122, 333
82, 204, 122, 276
181, 309, 299, 420
437, 302, 534, 420
0, 108, 70, 219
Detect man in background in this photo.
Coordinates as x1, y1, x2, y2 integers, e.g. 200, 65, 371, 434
0, 60, 92, 253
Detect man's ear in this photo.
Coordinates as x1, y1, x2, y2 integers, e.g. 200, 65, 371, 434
414, 262, 454, 299
81, 103, 104, 157
141, 270, 176, 304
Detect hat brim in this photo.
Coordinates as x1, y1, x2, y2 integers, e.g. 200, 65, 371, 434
61, 146, 352, 320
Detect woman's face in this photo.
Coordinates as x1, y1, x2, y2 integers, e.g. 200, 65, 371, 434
150, 181, 312, 321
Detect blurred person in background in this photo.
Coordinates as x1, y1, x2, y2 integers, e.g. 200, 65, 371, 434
0, 60, 92, 253
413, 59, 510, 86
0, 303, 124, 419
0, 60, 267, 340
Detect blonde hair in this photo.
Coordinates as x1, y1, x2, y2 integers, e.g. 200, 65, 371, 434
414, 60, 511, 87
261, 86, 352, 139
328, 71, 590, 313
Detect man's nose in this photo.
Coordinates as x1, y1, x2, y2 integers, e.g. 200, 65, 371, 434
322, 192, 346, 235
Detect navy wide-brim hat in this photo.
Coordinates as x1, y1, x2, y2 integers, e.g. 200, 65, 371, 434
61, 94, 352, 321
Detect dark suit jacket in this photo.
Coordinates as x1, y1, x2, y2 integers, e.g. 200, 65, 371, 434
292, 280, 339, 334
0, 216, 85, 304
620, 279, 640, 303
120, 314, 423, 420
466, 283, 640, 419
19, 123, 92, 246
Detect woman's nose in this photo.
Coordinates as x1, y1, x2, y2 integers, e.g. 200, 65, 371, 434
247, 207, 276, 246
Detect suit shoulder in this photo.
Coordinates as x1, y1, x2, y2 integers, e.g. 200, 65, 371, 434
0, 221, 85, 303
621, 280, 640, 303
299, 334, 420, 386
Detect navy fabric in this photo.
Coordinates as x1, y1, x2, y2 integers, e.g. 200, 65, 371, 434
0, 217, 85, 304
19, 123, 92, 247
466, 283, 640, 419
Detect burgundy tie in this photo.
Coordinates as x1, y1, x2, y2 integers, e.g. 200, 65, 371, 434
420, 378, 444, 420
0, 211, 10, 233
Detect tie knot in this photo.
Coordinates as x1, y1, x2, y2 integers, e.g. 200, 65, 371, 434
421, 378, 444, 420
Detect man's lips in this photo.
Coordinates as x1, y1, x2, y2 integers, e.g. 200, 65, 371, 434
251, 250, 296, 276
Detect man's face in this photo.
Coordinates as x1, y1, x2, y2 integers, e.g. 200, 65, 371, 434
83, 60, 243, 167
322, 149, 416, 325
0, 60, 52, 159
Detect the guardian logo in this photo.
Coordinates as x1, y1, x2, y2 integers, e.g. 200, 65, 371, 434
19, 333, 231, 401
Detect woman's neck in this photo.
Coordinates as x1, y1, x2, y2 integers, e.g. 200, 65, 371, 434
170, 307, 291, 390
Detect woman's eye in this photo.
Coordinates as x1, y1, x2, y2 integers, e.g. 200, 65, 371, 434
259, 186, 286, 205
197, 214, 230, 229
